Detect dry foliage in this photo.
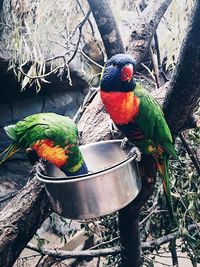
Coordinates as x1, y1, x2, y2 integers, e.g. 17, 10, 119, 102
0, 0, 103, 91
0, 0, 195, 91
157, 0, 194, 69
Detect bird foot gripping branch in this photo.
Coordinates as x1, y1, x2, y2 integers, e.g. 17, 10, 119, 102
121, 137, 141, 161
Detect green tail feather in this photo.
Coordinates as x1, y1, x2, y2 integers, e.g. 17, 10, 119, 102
0, 143, 20, 164
0, 124, 20, 164
0, 144, 12, 157
157, 155, 176, 225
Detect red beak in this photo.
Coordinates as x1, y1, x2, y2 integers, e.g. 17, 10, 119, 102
120, 64, 134, 82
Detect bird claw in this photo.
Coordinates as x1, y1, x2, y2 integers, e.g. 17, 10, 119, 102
121, 138, 141, 162
128, 146, 142, 162
109, 120, 118, 138
121, 137, 130, 150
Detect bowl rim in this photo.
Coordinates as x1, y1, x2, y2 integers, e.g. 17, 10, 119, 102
36, 139, 137, 184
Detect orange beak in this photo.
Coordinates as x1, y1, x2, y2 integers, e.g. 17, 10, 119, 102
120, 64, 134, 82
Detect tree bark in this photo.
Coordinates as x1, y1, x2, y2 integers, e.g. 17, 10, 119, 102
0, 177, 51, 267
163, 0, 200, 136
127, 0, 172, 63
87, 0, 125, 58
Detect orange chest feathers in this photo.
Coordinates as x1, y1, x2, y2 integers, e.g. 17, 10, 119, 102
100, 91, 140, 125
32, 139, 68, 167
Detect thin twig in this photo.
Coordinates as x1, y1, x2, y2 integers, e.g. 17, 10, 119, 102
15, 9, 91, 83
142, 222, 200, 250
26, 243, 121, 259
153, 32, 161, 68
46, 38, 69, 50
25, 222, 200, 260
89, 236, 120, 250
150, 46, 161, 88
76, 0, 105, 58
135, 72, 156, 86
139, 206, 158, 226
79, 49, 103, 69
67, 10, 91, 65
35, 255, 45, 267
141, 63, 156, 80
45, 53, 70, 63
73, 87, 98, 123
17, 65, 64, 79
179, 132, 200, 175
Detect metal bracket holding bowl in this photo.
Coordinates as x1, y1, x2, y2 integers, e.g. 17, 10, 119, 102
36, 140, 142, 220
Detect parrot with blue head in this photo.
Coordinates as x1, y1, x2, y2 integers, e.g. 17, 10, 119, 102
100, 54, 178, 222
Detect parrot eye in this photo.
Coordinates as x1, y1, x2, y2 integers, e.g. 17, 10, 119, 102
112, 63, 117, 67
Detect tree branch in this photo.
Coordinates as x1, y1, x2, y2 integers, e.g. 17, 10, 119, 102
25, 222, 200, 260
26, 242, 121, 260
0, 177, 51, 267
163, 0, 200, 136
87, 0, 125, 58
179, 132, 200, 175
142, 223, 200, 250
127, 0, 172, 63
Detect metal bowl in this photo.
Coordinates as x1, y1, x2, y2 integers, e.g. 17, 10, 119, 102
36, 140, 141, 219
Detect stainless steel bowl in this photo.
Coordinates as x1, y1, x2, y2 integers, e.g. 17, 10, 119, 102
36, 140, 141, 219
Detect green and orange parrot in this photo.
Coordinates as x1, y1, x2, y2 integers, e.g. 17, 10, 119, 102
100, 54, 178, 221
0, 113, 88, 176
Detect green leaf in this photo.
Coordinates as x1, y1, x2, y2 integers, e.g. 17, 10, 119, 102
21, 63, 37, 91
188, 200, 194, 211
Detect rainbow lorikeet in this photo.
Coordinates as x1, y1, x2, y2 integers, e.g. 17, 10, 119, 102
0, 113, 88, 176
100, 54, 178, 221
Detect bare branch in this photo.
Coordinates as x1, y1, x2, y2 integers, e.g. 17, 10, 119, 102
67, 10, 92, 65
26, 243, 121, 260
25, 222, 200, 260
150, 47, 161, 88
17, 65, 64, 79
142, 223, 200, 250
179, 132, 200, 175
79, 49, 103, 69
15, 9, 92, 86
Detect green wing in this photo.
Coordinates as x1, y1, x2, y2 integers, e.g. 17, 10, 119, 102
134, 83, 177, 159
15, 113, 78, 148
